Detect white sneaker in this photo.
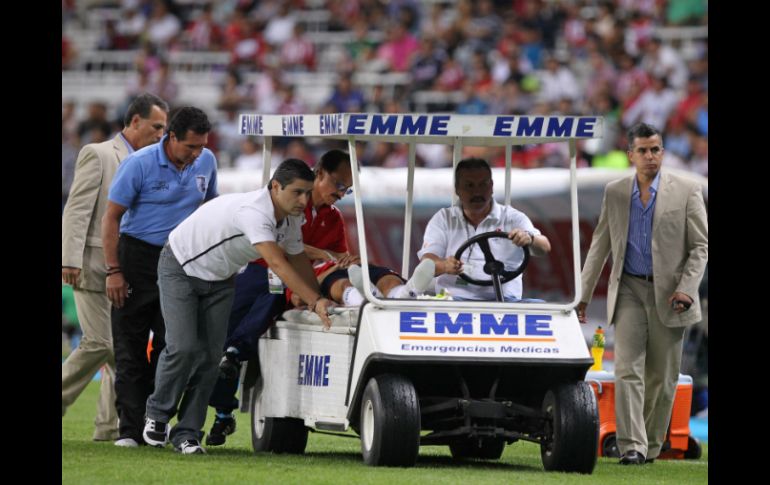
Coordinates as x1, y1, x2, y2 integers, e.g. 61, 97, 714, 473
114, 438, 139, 448
176, 439, 206, 455
143, 418, 170, 447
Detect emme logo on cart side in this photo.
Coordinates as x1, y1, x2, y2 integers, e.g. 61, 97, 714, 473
297, 354, 330, 387
399, 312, 555, 342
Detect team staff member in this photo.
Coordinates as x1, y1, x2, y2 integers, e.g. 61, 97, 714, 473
62, 93, 169, 444
101, 107, 218, 447
142, 159, 332, 454
206, 149, 354, 447
418, 158, 551, 301
577, 123, 708, 465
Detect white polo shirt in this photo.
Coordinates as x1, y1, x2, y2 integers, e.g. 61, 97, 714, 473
417, 200, 541, 300
169, 187, 304, 281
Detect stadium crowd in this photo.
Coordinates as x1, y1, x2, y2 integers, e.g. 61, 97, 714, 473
63, 0, 707, 207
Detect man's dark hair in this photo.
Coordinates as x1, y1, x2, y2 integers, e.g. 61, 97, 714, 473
167, 106, 212, 140
269, 158, 315, 189
455, 157, 492, 186
627, 122, 662, 150
123, 93, 168, 127
314, 149, 351, 175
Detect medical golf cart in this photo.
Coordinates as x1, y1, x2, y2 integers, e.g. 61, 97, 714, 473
236, 113, 603, 473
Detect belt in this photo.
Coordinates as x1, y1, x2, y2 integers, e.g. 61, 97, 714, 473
624, 271, 653, 282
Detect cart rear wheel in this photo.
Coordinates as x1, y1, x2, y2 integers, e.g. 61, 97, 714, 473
251, 377, 308, 454
541, 381, 599, 473
360, 374, 420, 467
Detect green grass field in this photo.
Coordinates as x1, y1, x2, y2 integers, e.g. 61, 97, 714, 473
63, 381, 708, 484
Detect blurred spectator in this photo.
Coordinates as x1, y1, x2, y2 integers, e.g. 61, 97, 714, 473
275, 85, 306, 115
144, 0, 181, 48
62, 35, 77, 70
233, 137, 265, 171
623, 10, 655, 57
641, 37, 688, 90
409, 37, 446, 91
456, 81, 488, 115
434, 56, 465, 91
344, 19, 379, 72
689, 135, 708, 177
621, 75, 678, 130
263, 1, 296, 46
148, 58, 179, 106
537, 55, 579, 105
228, 16, 266, 69
183, 2, 225, 51
375, 22, 420, 72
77, 102, 113, 146
664, 123, 693, 160
325, 74, 365, 112
116, 6, 146, 49
97, 20, 131, 50
670, 76, 705, 130
215, 108, 246, 166
280, 23, 316, 72
217, 67, 251, 111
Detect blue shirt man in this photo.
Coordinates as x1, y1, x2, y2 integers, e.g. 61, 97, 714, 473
108, 133, 218, 246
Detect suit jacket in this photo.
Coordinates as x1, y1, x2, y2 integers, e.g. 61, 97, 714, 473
581, 170, 708, 327
62, 135, 129, 291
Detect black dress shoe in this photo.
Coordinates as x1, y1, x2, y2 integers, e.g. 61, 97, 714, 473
619, 450, 646, 465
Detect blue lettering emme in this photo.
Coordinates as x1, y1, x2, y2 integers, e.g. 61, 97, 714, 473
429, 116, 450, 135
435, 313, 473, 334
480, 314, 519, 335
400, 312, 427, 333
525, 315, 553, 336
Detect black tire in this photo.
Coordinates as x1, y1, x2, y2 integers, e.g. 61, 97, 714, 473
601, 433, 620, 458
360, 374, 421, 467
449, 438, 505, 460
251, 377, 308, 454
684, 435, 703, 459
540, 381, 599, 474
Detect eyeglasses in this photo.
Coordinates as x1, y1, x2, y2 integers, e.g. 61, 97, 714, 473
328, 173, 353, 195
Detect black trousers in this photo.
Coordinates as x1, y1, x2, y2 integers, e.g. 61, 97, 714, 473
111, 234, 166, 442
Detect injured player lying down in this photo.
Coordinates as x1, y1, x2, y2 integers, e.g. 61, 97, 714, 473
288, 259, 435, 308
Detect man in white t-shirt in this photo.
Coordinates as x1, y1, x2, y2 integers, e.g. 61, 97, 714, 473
418, 158, 552, 301
142, 159, 333, 455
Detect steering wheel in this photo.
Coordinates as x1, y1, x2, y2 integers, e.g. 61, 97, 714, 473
453, 231, 530, 302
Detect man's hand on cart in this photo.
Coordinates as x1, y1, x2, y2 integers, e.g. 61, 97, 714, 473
312, 297, 334, 329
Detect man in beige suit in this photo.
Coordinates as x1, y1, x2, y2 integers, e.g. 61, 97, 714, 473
577, 123, 707, 465
61, 94, 168, 442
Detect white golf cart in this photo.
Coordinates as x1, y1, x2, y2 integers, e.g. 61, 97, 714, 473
236, 113, 603, 473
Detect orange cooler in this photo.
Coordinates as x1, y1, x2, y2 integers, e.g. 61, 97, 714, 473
585, 370, 701, 460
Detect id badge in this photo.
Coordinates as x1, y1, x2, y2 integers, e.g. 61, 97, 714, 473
267, 268, 284, 294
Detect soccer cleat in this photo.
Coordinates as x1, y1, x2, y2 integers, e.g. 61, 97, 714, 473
205, 415, 236, 446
